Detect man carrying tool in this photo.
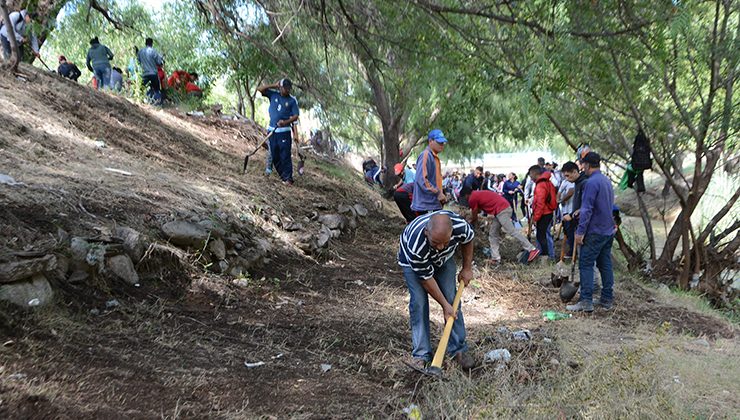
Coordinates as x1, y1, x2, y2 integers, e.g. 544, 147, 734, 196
411, 129, 447, 214
399, 211, 476, 371
0, 10, 39, 61
567, 152, 616, 313
460, 189, 539, 265
257, 78, 299, 185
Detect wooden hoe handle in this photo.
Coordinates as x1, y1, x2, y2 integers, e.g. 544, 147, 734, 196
430, 281, 466, 369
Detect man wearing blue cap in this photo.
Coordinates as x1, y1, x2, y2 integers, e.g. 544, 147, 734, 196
412, 129, 448, 214
257, 78, 300, 185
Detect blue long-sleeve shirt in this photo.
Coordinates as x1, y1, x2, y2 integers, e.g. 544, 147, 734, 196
576, 170, 615, 236
411, 146, 443, 212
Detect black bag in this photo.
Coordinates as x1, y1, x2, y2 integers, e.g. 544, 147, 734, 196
631, 130, 652, 171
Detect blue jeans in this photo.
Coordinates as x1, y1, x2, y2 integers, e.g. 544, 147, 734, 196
578, 233, 615, 303
269, 131, 293, 182
403, 258, 467, 362
93, 65, 111, 90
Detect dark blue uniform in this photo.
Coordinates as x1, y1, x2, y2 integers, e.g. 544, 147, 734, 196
263, 89, 299, 182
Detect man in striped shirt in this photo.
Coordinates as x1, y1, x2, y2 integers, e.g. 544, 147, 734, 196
398, 210, 476, 371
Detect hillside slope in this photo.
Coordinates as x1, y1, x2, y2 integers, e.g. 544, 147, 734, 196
0, 65, 737, 418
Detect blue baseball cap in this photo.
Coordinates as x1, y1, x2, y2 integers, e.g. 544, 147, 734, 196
428, 129, 447, 143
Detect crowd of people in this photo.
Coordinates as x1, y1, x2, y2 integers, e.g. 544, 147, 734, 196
396, 129, 618, 372
0, 9, 203, 105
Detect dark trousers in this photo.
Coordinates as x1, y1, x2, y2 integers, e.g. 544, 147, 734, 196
563, 218, 575, 257
393, 190, 416, 223
142, 74, 161, 103
536, 213, 553, 259
269, 130, 293, 182
1, 36, 24, 60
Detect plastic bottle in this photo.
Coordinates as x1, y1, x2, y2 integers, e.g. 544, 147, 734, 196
542, 310, 572, 321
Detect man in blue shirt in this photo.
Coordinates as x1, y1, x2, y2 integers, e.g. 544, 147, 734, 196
567, 152, 616, 312
412, 129, 447, 213
137, 38, 163, 103
257, 78, 300, 185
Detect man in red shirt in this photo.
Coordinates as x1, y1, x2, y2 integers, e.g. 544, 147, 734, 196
461, 189, 539, 264
529, 165, 558, 260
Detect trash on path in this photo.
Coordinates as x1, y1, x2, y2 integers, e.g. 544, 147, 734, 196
512, 329, 531, 341
484, 348, 511, 364
402, 404, 422, 420
186, 111, 205, 117
271, 353, 284, 360
27, 298, 41, 307
542, 310, 572, 321
105, 299, 120, 309
94, 139, 106, 148
497, 326, 509, 334
104, 167, 134, 176
0, 173, 24, 186
482, 247, 492, 258
320, 363, 332, 373
244, 361, 266, 368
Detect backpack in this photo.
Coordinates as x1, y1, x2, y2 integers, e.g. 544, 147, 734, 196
631, 130, 653, 170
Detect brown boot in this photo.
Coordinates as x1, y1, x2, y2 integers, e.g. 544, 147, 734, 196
454, 351, 476, 371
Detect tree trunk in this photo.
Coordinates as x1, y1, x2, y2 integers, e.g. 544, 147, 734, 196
635, 191, 657, 262
235, 79, 245, 116
0, 0, 20, 72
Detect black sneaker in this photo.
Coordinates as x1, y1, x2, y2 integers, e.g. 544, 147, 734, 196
596, 300, 613, 310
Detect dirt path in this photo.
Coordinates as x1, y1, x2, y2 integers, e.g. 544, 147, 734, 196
0, 66, 737, 418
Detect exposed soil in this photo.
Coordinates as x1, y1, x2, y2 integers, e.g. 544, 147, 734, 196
0, 65, 736, 418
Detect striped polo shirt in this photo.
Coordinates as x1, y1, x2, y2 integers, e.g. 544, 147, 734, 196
398, 210, 475, 279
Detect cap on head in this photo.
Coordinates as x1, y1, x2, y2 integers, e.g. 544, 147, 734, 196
90, 37, 100, 45
394, 163, 404, 176
428, 129, 447, 144
280, 78, 293, 89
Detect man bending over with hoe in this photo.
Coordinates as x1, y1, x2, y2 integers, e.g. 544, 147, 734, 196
398, 211, 476, 372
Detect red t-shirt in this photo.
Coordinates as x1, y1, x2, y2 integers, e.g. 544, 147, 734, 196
469, 190, 510, 216
185, 82, 201, 93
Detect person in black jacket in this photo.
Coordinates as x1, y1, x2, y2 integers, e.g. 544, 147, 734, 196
57, 55, 81, 81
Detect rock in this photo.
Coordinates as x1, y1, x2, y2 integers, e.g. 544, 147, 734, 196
228, 258, 250, 277
106, 255, 140, 286
198, 219, 226, 238
330, 229, 342, 239
0, 255, 57, 284
105, 299, 120, 308
284, 222, 304, 232
232, 278, 249, 287
692, 338, 710, 348
549, 358, 560, 366
68, 270, 89, 283
54, 254, 69, 280
162, 221, 208, 247
70, 237, 90, 262
347, 217, 358, 230
318, 214, 347, 230
0, 274, 53, 308
114, 226, 145, 261
254, 238, 272, 255
218, 260, 229, 273
353, 203, 369, 217
317, 226, 332, 249
270, 214, 282, 226
338, 204, 357, 217
208, 238, 227, 260
86, 244, 106, 268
